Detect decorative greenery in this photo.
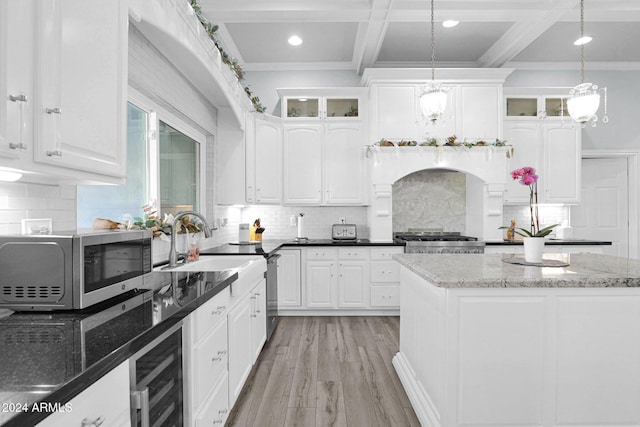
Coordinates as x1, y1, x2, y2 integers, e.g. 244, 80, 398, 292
125, 204, 204, 238
189, 0, 266, 113
374, 136, 509, 149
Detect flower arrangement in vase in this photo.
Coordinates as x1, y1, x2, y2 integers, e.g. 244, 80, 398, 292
500, 167, 558, 263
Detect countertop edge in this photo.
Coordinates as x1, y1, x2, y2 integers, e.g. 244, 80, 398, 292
3, 272, 238, 427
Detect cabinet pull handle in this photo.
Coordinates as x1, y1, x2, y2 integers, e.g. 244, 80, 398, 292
8, 93, 28, 150
45, 106, 63, 157
212, 350, 227, 362
131, 387, 150, 427
81, 417, 105, 427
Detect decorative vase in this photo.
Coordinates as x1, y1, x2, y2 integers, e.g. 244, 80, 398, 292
523, 237, 545, 263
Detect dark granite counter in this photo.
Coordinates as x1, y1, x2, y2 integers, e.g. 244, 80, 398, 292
485, 239, 612, 246
0, 269, 237, 427
200, 239, 404, 257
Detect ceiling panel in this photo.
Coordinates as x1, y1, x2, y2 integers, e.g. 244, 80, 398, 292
225, 22, 358, 63
512, 21, 640, 62
379, 22, 513, 62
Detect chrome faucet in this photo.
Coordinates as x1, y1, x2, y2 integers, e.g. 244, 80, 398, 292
167, 211, 212, 268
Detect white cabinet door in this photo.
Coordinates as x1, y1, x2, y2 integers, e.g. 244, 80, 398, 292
37, 361, 130, 427
324, 123, 365, 205
253, 115, 282, 203
34, 0, 127, 179
372, 85, 421, 141
250, 279, 267, 362
194, 373, 229, 427
277, 249, 301, 307
503, 122, 541, 203
542, 122, 581, 203
283, 124, 323, 204
306, 261, 336, 308
192, 317, 228, 411
227, 293, 252, 406
338, 261, 368, 308
461, 86, 501, 140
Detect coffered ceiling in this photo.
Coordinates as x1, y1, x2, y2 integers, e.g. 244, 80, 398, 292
198, 0, 640, 73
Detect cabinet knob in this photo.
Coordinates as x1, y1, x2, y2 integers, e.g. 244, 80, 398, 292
46, 107, 62, 115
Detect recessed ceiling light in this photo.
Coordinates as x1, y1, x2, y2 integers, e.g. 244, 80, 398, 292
442, 20, 459, 28
298, 98, 308, 102
288, 35, 303, 46
574, 36, 593, 45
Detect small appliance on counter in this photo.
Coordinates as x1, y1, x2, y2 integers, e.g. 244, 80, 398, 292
331, 223, 358, 242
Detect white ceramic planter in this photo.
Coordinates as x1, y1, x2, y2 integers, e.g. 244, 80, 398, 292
523, 237, 545, 263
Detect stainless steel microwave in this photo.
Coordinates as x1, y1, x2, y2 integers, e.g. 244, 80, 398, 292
0, 230, 152, 311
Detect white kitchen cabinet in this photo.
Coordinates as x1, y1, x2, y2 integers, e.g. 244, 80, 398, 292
370, 83, 502, 143
306, 260, 336, 308
279, 88, 364, 120
227, 292, 252, 406
250, 279, 267, 362
0, 0, 127, 184
36, 361, 131, 427
283, 123, 365, 205
369, 247, 402, 308
505, 90, 570, 120
194, 373, 229, 427
283, 123, 323, 204
34, 0, 127, 178
248, 114, 282, 204
338, 261, 368, 308
277, 249, 301, 307
504, 120, 581, 204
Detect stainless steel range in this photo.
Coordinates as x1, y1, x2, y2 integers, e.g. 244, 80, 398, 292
394, 232, 485, 254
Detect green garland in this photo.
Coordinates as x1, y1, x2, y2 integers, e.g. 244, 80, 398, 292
189, 0, 266, 113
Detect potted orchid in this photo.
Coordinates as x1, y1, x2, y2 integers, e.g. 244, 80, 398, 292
501, 167, 558, 262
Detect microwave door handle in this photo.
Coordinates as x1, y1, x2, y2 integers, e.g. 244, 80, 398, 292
131, 387, 150, 427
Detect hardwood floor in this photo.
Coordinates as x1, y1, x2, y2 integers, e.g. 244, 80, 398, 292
225, 316, 420, 427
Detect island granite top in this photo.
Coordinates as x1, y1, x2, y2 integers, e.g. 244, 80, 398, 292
393, 253, 640, 288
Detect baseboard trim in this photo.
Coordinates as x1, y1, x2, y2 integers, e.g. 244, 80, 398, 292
393, 352, 442, 427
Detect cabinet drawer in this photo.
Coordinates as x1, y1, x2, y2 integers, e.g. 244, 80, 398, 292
193, 287, 230, 343
370, 261, 400, 282
36, 361, 130, 427
193, 317, 228, 411
195, 372, 229, 427
370, 247, 404, 260
306, 248, 337, 260
370, 286, 400, 307
338, 247, 368, 260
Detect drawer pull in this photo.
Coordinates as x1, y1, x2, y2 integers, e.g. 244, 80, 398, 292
81, 416, 105, 427
212, 350, 227, 362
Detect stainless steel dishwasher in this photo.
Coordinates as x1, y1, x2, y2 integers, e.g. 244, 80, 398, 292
129, 321, 184, 427
266, 253, 281, 341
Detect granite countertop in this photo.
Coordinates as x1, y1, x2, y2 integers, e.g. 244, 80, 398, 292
485, 238, 612, 246
393, 253, 640, 288
0, 269, 237, 427
200, 238, 403, 256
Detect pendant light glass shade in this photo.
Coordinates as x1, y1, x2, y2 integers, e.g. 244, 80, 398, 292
419, 0, 447, 125
420, 82, 448, 124
568, 0, 608, 127
567, 82, 600, 124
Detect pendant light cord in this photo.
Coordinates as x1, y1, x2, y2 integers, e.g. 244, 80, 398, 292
580, 0, 585, 83
431, 0, 435, 81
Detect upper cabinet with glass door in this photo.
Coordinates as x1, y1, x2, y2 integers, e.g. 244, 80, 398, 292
504, 88, 571, 120
278, 88, 366, 120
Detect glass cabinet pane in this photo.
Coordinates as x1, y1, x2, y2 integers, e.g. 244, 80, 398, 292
326, 98, 359, 118
545, 97, 569, 117
286, 98, 319, 118
506, 98, 538, 117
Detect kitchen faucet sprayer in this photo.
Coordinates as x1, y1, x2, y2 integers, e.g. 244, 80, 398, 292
167, 211, 212, 268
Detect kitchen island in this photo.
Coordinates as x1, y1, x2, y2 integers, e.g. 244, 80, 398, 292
392, 253, 640, 427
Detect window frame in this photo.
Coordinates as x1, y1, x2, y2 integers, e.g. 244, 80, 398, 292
128, 88, 207, 218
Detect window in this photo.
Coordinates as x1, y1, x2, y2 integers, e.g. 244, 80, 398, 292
77, 100, 205, 228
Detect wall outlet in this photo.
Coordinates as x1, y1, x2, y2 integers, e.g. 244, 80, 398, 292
289, 215, 297, 226
338, 216, 346, 224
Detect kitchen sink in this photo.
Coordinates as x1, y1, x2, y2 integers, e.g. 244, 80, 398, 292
155, 255, 262, 272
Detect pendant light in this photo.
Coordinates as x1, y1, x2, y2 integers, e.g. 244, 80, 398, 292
567, 0, 608, 127
418, 0, 448, 124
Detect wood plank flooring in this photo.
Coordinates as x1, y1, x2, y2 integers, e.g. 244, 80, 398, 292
225, 316, 419, 427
